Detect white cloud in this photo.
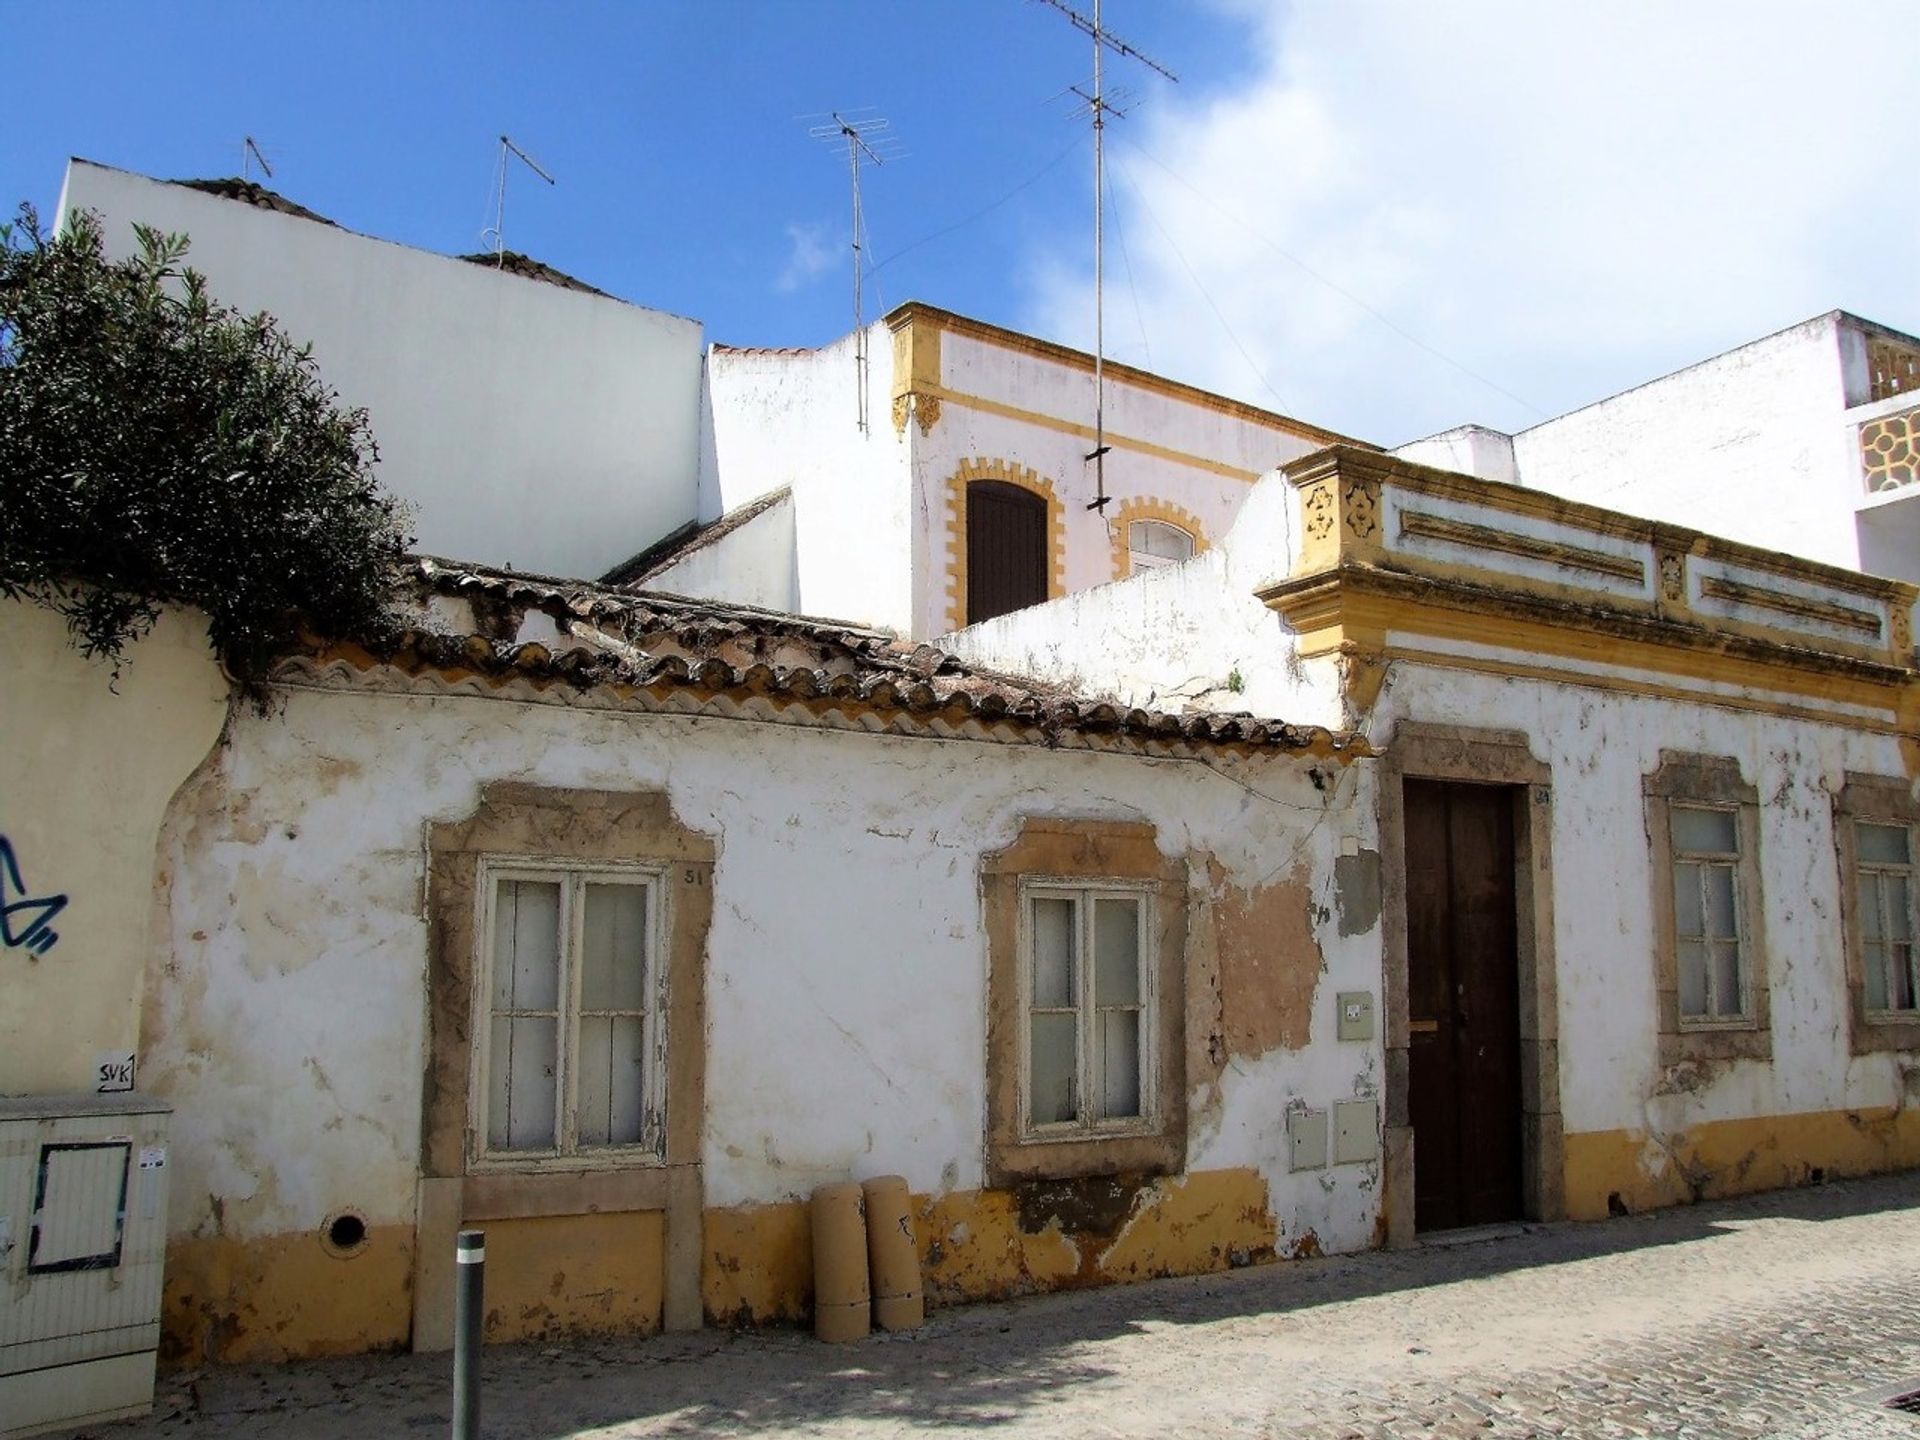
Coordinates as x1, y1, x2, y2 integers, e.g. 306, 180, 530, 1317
1021, 2, 1920, 445
775, 220, 839, 294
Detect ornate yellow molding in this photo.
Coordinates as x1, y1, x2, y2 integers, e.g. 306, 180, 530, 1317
942, 457, 1069, 634
889, 312, 943, 437
1265, 446, 1920, 729
1107, 496, 1210, 580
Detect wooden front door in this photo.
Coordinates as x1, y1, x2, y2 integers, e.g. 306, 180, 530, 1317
966, 481, 1048, 624
1404, 778, 1523, 1231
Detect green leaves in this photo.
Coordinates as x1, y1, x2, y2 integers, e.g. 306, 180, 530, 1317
0, 203, 412, 696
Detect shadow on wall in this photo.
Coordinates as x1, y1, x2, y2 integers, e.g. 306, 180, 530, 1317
147, 1169, 1916, 1438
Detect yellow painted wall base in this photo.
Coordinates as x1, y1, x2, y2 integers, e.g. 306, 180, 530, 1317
481, 1212, 665, 1343
701, 1168, 1279, 1327
1564, 1106, 1920, 1221
161, 1225, 414, 1365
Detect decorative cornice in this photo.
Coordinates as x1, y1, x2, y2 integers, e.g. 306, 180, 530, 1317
1697, 574, 1882, 637
1397, 508, 1645, 585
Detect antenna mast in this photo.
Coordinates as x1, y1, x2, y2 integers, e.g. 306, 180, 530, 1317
482, 135, 556, 264
1036, 0, 1177, 512
808, 110, 904, 433
243, 136, 273, 183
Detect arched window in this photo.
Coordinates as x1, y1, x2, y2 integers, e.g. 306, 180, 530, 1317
966, 480, 1049, 624
1127, 519, 1196, 574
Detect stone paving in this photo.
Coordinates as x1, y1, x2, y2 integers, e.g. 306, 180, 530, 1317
67, 1170, 1920, 1439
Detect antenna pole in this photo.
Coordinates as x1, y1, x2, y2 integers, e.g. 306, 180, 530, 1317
1035, 0, 1176, 513
243, 136, 273, 183
1092, 0, 1105, 511
484, 135, 557, 264
807, 111, 904, 434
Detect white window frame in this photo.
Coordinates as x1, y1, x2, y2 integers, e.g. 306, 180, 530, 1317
1669, 802, 1752, 1026
1016, 877, 1156, 1141
1855, 819, 1919, 1017
470, 857, 670, 1171
1126, 519, 1196, 574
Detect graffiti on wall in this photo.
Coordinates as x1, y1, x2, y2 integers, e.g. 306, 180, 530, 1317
1, 836, 67, 957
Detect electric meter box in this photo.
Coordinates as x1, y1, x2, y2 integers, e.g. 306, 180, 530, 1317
0, 1093, 172, 1438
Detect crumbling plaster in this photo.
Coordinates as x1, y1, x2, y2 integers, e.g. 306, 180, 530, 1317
144, 678, 1387, 1354
1372, 658, 1917, 1213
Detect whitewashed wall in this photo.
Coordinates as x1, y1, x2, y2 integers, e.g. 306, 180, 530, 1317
59, 161, 705, 582
703, 334, 914, 629
147, 685, 1382, 1256
1373, 664, 1914, 1139
644, 491, 798, 611
910, 332, 1326, 640
1506, 314, 1861, 569
945, 471, 1346, 731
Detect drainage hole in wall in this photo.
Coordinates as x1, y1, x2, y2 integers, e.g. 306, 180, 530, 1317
322, 1209, 369, 1257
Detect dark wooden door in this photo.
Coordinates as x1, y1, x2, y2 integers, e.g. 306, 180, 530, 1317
966, 481, 1048, 624
1404, 779, 1523, 1232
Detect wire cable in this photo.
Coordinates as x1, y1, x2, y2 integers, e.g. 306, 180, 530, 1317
867, 132, 1089, 278
1112, 156, 1295, 414
1119, 134, 1548, 420
1105, 159, 1152, 369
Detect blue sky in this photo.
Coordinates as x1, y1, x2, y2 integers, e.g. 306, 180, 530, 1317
10, 3, 1920, 445
4, 3, 1229, 348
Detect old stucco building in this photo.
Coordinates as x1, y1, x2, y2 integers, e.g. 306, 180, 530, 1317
7, 155, 1920, 1391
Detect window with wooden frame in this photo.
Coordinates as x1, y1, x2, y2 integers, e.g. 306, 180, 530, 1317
476, 862, 667, 1165
982, 818, 1187, 1184
1669, 804, 1748, 1023
1835, 774, 1920, 1055
1126, 519, 1195, 575
1022, 881, 1154, 1134
1645, 752, 1771, 1064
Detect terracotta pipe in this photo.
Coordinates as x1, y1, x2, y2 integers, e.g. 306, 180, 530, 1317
810, 1182, 870, 1342
862, 1174, 924, 1331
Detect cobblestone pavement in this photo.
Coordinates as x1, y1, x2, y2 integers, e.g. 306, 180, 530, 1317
70, 1171, 1920, 1439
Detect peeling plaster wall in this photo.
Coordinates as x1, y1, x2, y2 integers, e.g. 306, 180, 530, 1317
1374, 661, 1918, 1217
147, 685, 1386, 1356
943, 471, 1345, 729
0, 600, 228, 1095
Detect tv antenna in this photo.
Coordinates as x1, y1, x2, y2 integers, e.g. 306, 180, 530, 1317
481, 135, 556, 265
806, 109, 906, 433
1034, 0, 1177, 513
242, 136, 273, 183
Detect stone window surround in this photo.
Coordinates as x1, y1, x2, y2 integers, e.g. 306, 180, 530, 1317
1834, 772, 1920, 1056
983, 817, 1189, 1186
1376, 723, 1564, 1245
1644, 752, 1773, 1066
412, 784, 713, 1348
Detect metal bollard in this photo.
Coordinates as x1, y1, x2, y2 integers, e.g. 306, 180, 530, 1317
453, 1228, 485, 1440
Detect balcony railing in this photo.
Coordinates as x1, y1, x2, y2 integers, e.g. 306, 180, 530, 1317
1861, 403, 1920, 493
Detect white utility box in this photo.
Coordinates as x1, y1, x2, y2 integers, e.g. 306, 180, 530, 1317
0, 1094, 171, 1438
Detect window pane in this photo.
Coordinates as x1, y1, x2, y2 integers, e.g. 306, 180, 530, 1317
581, 883, 648, 1011
1678, 940, 1709, 1018
1866, 941, 1890, 1010
1672, 807, 1737, 855
1704, 865, 1738, 940
493, 879, 560, 1011
1890, 875, 1912, 942
576, 1015, 647, 1147
1093, 897, 1141, 1006
1097, 1009, 1141, 1120
1029, 1012, 1077, 1125
1674, 862, 1704, 938
1861, 873, 1886, 940
487, 1015, 557, 1150
1893, 945, 1917, 1011
1710, 942, 1744, 1018
1128, 520, 1194, 561
1859, 821, 1911, 865
1031, 896, 1076, 1010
